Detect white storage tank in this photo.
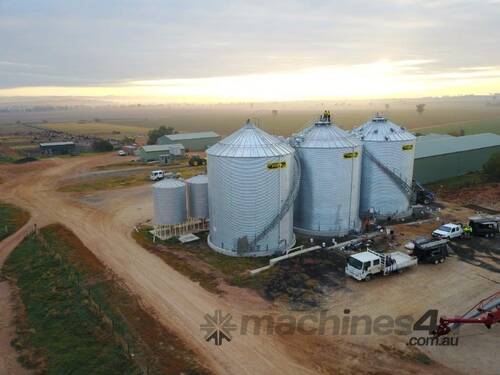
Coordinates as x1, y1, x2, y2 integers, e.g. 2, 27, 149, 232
352, 116, 416, 219
186, 174, 209, 219
292, 118, 362, 236
207, 120, 298, 256
153, 179, 187, 225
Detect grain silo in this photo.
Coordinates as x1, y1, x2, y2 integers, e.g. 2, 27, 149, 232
292, 118, 362, 236
186, 174, 209, 219
207, 120, 299, 256
352, 116, 416, 219
153, 179, 187, 225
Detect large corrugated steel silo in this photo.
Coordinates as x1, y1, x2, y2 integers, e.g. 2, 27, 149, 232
352, 116, 416, 218
186, 174, 209, 219
292, 119, 362, 236
153, 179, 187, 225
207, 120, 298, 256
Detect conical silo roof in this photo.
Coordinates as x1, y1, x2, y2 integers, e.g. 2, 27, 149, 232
352, 116, 416, 142
153, 178, 185, 189
206, 120, 294, 157
295, 121, 361, 149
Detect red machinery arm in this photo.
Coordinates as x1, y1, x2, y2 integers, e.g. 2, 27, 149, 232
432, 291, 500, 337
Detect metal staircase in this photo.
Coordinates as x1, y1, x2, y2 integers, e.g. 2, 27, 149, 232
363, 148, 414, 200
250, 153, 302, 250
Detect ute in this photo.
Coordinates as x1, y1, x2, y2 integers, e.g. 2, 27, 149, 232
432, 223, 463, 240
345, 250, 417, 281
150, 170, 165, 181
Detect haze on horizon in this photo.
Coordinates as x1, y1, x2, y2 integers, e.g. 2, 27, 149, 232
1, 0, 500, 103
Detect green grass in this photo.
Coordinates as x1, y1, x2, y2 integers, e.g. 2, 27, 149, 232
426, 171, 486, 190
0, 202, 30, 241
416, 117, 500, 136
3, 224, 210, 374
2, 226, 138, 374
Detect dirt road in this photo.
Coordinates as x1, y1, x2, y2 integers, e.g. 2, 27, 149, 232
0, 154, 494, 374
0, 155, 318, 375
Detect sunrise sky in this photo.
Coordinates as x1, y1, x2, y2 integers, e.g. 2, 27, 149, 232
1, 0, 500, 102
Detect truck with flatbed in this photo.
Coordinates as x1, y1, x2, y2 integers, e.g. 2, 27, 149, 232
345, 250, 418, 281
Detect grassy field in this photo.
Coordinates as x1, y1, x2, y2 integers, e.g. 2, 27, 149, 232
0, 202, 30, 241
414, 117, 500, 135
40, 122, 148, 137
58, 174, 150, 193
2, 224, 211, 374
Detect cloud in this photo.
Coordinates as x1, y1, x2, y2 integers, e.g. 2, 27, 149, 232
0, 0, 499, 97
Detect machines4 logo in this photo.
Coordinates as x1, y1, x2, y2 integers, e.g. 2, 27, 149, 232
201, 310, 237, 346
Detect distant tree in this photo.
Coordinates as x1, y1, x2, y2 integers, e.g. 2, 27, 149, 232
416, 103, 426, 114
459, 128, 465, 136
122, 136, 135, 145
272, 109, 278, 117
385, 103, 390, 110
147, 126, 176, 145
483, 152, 500, 181
92, 139, 113, 152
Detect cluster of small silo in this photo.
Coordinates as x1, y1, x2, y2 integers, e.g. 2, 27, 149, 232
351, 116, 416, 219
206, 120, 297, 257
153, 174, 209, 226
291, 118, 363, 236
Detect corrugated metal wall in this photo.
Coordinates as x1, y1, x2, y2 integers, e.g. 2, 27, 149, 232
414, 146, 500, 183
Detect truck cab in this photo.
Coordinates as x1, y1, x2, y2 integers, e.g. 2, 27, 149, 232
432, 223, 463, 240
412, 237, 449, 264
345, 252, 382, 281
469, 217, 499, 238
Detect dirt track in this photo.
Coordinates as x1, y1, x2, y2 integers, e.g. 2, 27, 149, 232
0, 153, 498, 374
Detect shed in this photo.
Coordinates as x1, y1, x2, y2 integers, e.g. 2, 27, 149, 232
157, 131, 220, 151
414, 133, 500, 183
39, 141, 76, 155
138, 144, 185, 162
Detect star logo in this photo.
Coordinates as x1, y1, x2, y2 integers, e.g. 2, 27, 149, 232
200, 310, 237, 346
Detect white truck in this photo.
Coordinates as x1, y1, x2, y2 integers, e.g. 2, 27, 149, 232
432, 223, 464, 240
345, 250, 418, 281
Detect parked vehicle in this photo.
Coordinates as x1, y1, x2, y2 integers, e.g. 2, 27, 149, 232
345, 250, 417, 281
469, 217, 499, 238
412, 237, 449, 264
432, 223, 464, 240
150, 170, 165, 181
189, 155, 207, 166
414, 181, 434, 205
117, 150, 127, 156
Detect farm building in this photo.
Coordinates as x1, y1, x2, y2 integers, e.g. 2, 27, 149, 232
138, 144, 185, 162
157, 131, 220, 151
39, 141, 76, 155
414, 133, 500, 183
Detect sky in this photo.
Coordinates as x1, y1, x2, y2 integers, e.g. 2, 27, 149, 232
1, 0, 500, 102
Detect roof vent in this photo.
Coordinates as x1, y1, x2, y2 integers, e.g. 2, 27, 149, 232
374, 129, 378, 134
390, 128, 395, 132
385, 136, 389, 141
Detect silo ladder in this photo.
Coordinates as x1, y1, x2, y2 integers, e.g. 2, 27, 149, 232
363, 148, 414, 200
249, 153, 302, 250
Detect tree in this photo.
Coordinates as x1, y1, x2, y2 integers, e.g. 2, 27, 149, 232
272, 109, 278, 117
385, 103, 390, 110
92, 139, 113, 152
483, 152, 500, 181
416, 103, 426, 114
147, 126, 176, 145
122, 136, 135, 145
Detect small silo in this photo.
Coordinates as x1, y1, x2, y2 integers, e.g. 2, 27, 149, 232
207, 120, 298, 256
186, 174, 209, 219
352, 116, 416, 219
292, 118, 362, 236
153, 179, 187, 225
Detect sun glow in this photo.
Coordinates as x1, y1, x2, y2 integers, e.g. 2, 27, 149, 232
2, 60, 500, 102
